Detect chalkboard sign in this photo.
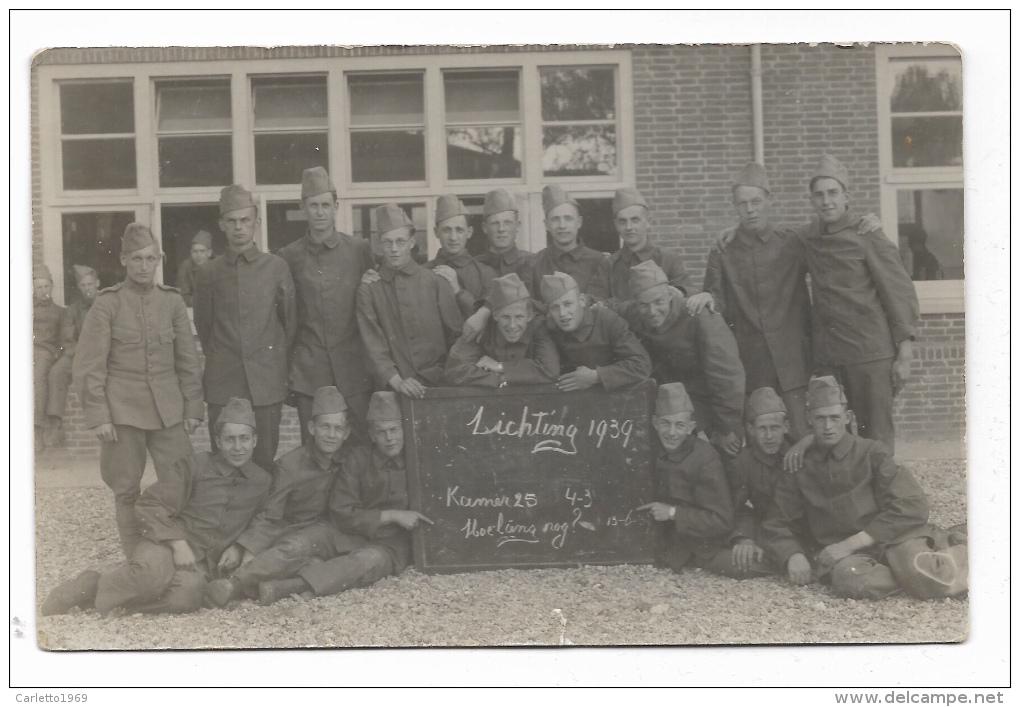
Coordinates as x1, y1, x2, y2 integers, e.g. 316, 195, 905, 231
402, 379, 659, 574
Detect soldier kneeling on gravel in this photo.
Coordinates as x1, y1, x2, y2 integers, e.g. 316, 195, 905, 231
41, 398, 272, 616
638, 382, 748, 578
205, 385, 365, 607
761, 376, 968, 600
255, 391, 433, 605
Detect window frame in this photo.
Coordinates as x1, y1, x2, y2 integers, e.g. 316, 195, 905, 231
249, 73, 331, 187
153, 76, 234, 189
875, 44, 964, 313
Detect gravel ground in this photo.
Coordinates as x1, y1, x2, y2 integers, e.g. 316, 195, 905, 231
34, 459, 968, 650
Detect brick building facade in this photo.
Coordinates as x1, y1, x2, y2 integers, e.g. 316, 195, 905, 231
30, 43, 965, 455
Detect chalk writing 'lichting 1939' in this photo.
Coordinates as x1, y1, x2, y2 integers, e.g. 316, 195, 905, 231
467, 404, 634, 455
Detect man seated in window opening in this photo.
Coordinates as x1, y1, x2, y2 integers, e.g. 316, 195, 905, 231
604, 187, 691, 305
540, 271, 650, 393
193, 184, 297, 473
204, 385, 363, 607
33, 263, 65, 453
41, 398, 272, 616
356, 203, 464, 400
279, 167, 376, 448
254, 391, 432, 605
475, 188, 535, 283
176, 228, 213, 307
638, 382, 738, 577
425, 195, 496, 318
616, 260, 745, 458
762, 376, 968, 600
445, 273, 560, 388
44, 264, 100, 447
719, 387, 800, 579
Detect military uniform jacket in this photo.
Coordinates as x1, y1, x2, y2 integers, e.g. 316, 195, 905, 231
137, 450, 272, 563
236, 441, 346, 555
57, 298, 93, 362
703, 226, 812, 392
425, 248, 497, 317
549, 307, 651, 391
33, 297, 64, 357
193, 245, 297, 406
330, 445, 410, 544
476, 245, 536, 284
445, 315, 560, 388
176, 257, 207, 308
800, 214, 919, 367
606, 242, 692, 304
356, 259, 465, 388
73, 280, 205, 430
726, 440, 791, 547
530, 240, 610, 301
762, 434, 931, 566
278, 230, 375, 399
656, 436, 735, 569
620, 292, 745, 435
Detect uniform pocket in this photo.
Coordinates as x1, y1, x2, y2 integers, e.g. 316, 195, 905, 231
159, 328, 176, 344
111, 326, 142, 344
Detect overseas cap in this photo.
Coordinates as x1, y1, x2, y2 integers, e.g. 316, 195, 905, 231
34, 263, 53, 282
301, 166, 335, 200
367, 391, 401, 421
612, 187, 649, 215
311, 385, 347, 417
806, 375, 848, 410
435, 195, 470, 226
810, 154, 850, 191
542, 185, 580, 216
191, 230, 213, 249
122, 223, 157, 254
218, 397, 257, 429
72, 264, 98, 283
375, 203, 415, 239
219, 184, 257, 215
628, 260, 669, 299
656, 382, 695, 416
732, 162, 771, 194
483, 188, 517, 217
490, 273, 531, 311
746, 387, 787, 422
539, 271, 579, 305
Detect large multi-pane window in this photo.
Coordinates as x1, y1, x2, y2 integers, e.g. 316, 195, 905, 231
155, 78, 233, 188
59, 81, 136, 190
540, 66, 618, 178
444, 71, 522, 181
348, 73, 426, 183
252, 75, 329, 185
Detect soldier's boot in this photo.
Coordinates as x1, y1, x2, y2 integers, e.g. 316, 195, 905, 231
205, 577, 244, 608
41, 570, 101, 616
258, 578, 312, 606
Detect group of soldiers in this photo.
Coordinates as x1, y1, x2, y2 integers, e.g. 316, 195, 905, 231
38, 154, 967, 619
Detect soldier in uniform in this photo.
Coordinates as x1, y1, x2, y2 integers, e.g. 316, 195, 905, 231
530, 185, 609, 301
475, 188, 534, 282
425, 195, 496, 317
33, 263, 64, 452
604, 187, 691, 304
194, 184, 297, 472
176, 228, 213, 307
72, 223, 204, 557
278, 167, 375, 446
44, 264, 100, 446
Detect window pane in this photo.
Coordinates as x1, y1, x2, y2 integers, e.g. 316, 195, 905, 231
890, 58, 962, 113
540, 68, 616, 121
891, 116, 963, 168
62, 138, 136, 190
349, 74, 424, 126
447, 127, 521, 180
542, 125, 617, 177
158, 135, 233, 187
266, 201, 307, 252
350, 130, 425, 182
61, 211, 136, 297
253, 77, 328, 130
254, 132, 328, 185
895, 188, 964, 281
352, 203, 428, 263
157, 82, 232, 132
160, 204, 223, 288
444, 71, 520, 123
60, 82, 134, 135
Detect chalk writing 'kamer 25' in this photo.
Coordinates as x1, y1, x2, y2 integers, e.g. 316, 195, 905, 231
467, 404, 634, 455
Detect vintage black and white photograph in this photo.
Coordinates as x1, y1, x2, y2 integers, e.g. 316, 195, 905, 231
11, 9, 1009, 692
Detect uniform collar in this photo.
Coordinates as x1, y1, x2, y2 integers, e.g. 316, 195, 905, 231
737, 223, 774, 245
814, 432, 855, 461
561, 306, 595, 341
488, 245, 520, 264
371, 446, 406, 470
307, 441, 342, 471
305, 229, 342, 251
434, 248, 474, 269
621, 241, 657, 264
663, 435, 696, 463
379, 259, 420, 282
820, 211, 853, 235
552, 240, 586, 261
213, 453, 256, 478
122, 278, 156, 295
750, 442, 785, 467
223, 244, 261, 264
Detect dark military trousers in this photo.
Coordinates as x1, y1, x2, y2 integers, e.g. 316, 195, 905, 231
94, 539, 208, 615
293, 389, 372, 448
207, 401, 282, 474
100, 423, 193, 558
823, 358, 896, 453
34, 346, 57, 427
46, 355, 73, 420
